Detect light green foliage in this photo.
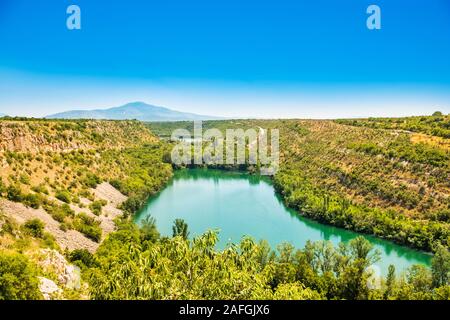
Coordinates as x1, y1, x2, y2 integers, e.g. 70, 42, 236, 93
0, 251, 42, 300
89, 200, 107, 216
336, 114, 450, 139
87, 222, 450, 300
73, 213, 102, 242
432, 244, 450, 287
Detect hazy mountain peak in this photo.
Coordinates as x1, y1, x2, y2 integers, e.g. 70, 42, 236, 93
45, 102, 222, 122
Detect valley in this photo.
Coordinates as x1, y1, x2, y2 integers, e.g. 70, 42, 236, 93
0, 115, 449, 300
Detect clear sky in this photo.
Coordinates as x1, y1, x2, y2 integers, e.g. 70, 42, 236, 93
0, 0, 449, 118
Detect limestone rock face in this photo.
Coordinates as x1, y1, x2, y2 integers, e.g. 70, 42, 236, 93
38, 277, 62, 300
37, 249, 81, 289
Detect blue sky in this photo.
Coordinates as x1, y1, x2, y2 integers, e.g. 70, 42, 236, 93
0, 0, 449, 118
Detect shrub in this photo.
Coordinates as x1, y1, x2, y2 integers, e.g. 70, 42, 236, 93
121, 196, 143, 214
23, 219, 45, 238
82, 173, 101, 188
68, 249, 97, 269
55, 190, 71, 204
74, 213, 102, 242
31, 184, 49, 195
22, 193, 43, 209
0, 251, 42, 300
6, 185, 23, 202
89, 200, 107, 216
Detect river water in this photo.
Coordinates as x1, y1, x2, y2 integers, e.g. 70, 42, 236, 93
135, 168, 431, 276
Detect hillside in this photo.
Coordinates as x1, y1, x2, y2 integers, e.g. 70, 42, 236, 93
148, 117, 450, 251
45, 102, 222, 121
1, 116, 449, 300
336, 114, 450, 139
0, 119, 172, 252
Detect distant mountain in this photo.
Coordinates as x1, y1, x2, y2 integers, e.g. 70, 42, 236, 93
0, 113, 7, 117
45, 102, 223, 122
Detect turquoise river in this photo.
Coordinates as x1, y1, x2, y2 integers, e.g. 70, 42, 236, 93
135, 169, 432, 276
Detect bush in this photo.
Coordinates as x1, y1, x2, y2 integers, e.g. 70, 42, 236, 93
121, 196, 143, 214
89, 200, 107, 216
22, 193, 43, 209
43, 202, 75, 223
6, 185, 23, 202
55, 190, 71, 204
0, 251, 42, 300
68, 249, 97, 269
83, 173, 101, 188
22, 219, 45, 238
74, 213, 102, 242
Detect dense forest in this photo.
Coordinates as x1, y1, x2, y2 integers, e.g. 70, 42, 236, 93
1, 115, 449, 300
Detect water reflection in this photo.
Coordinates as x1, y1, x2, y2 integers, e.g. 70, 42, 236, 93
135, 169, 432, 275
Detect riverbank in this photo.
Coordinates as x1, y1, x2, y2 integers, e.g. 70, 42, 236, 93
135, 168, 432, 275
147, 119, 449, 254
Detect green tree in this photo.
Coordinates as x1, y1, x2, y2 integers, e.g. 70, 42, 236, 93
68, 249, 97, 269
349, 236, 380, 266
172, 218, 190, 240
431, 244, 450, 287
384, 264, 396, 299
338, 237, 380, 300
140, 216, 160, 243
0, 252, 42, 300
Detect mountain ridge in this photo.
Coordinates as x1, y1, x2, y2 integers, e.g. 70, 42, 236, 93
45, 102, 223, 121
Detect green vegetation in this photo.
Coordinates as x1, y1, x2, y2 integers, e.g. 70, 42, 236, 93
0, 116, 449, 300
73, 213, 102, 242
86, 219, 450, 300
89, 200, 107, 216
148, 117, 450, 252
22, 219, 45, 238
55, 190, 72, 204
172, 218, 190, 240
336, 113, 450, 138
67, 249, 97, 269
0, 251, 42, 300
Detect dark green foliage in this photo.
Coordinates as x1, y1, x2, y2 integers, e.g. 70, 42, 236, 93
6, 185, 23, 202
172, 218, 190, 240
274, 172, 450, 251
68, 249, 97, 269
350, 138, 449, 167
384, 265, 396, 299
82, 173, 101, 188
44, 202, 75, 223
87, 222, 450, 300
139, 216, 160, 243
55, 190, 71, 203
22, 219, 45, 238
22, 193, 43, 209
